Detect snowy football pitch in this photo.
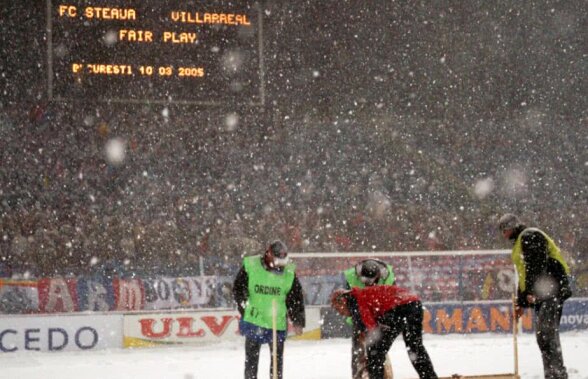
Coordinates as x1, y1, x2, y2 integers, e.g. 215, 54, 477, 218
2, 332, 587, 378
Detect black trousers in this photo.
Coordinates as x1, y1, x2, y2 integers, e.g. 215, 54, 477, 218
534, 299, 568, 379
366, 301, 437, 379
244, 337, 285, 379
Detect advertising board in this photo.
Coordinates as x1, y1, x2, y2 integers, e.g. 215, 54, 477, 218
0, 314, 123, 353
123, 307, 323, 347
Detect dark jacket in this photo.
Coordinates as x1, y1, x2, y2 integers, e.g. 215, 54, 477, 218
512, 226, 572, 307
232, 260, 306, 328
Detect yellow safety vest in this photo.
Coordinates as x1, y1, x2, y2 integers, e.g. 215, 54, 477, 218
511, 227, 570, 292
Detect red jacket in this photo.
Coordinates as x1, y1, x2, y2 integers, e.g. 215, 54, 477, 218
349, 285, 420, 330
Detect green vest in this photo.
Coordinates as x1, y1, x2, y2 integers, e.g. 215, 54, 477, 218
242, 255, 296, 330
343, 264, 395, 288
342, 264, 395, 324
512, 227, 570, 292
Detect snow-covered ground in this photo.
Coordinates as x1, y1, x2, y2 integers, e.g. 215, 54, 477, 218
2, 332, 587, 379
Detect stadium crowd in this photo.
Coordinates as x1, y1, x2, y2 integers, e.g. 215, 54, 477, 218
0, 100, 585, 287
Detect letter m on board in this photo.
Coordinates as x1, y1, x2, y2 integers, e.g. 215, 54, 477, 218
114, 278, 144, 310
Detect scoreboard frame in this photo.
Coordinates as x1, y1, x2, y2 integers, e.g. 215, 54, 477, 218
45, 0, 266, 106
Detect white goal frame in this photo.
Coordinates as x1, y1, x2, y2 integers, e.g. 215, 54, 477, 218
288, 249, 514, 305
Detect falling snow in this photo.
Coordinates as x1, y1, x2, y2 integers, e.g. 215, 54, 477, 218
0, 1, 586, 376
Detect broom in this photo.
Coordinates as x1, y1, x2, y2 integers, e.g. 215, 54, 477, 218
272, 299, 278, 379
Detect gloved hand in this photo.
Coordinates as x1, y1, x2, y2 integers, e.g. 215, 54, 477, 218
292, 325, 304, 336
526, 294, 536, 304
514, 305, 525, 319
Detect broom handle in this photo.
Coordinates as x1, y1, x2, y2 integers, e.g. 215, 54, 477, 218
272, 299, 278, 379
512, 293, 519, 377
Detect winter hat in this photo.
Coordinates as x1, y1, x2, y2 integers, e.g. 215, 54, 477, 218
359, 259, 380, 280
263, 240, 290, 269
268, 240, 288, 258
498, 213, 521, 232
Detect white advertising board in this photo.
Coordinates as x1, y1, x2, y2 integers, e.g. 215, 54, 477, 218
123, 307, 322, 348
123, 309, 241, 347
0, 314, 123, 353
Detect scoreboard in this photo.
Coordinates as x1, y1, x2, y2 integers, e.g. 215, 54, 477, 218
47, 1, 263, 105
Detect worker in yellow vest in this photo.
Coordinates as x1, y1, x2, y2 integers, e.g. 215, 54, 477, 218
498, 213, 572, 379
233, 240, 305, 379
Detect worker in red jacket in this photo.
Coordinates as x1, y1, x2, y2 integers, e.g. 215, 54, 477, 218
330, 286, 438, 379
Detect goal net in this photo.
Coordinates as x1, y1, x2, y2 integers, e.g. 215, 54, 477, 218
289, 250, 515, 306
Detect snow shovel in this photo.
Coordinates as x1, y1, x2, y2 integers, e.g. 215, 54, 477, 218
272, 299, 278, 379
